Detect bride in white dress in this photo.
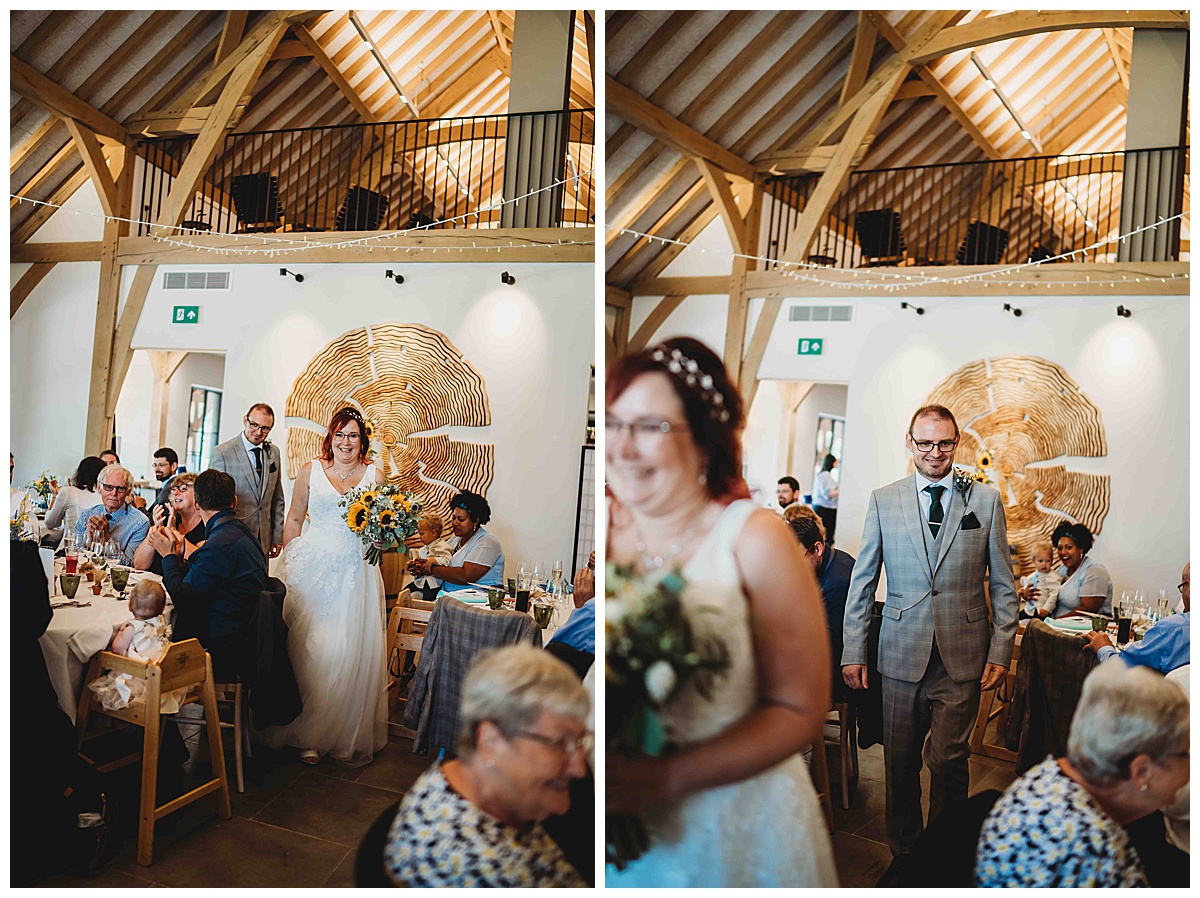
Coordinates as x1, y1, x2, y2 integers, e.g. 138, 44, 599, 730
270, 407, 388, 766
605, 338, 838, 887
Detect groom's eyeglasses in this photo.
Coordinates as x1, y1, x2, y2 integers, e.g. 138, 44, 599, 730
910, 438, 958, 453
245, 418, 273, 434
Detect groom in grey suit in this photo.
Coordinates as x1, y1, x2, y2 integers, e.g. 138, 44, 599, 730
209, 402, 286, 558
842, 405, 1017, 858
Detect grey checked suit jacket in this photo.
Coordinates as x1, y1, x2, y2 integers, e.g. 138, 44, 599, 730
208, 436, 286, 556
842, 475, 1018, 684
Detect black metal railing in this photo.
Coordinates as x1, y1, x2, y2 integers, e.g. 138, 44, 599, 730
135, 109, 595, 236
763, 146, 1188, 268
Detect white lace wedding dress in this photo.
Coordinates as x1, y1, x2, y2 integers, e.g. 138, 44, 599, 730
606, 500, 839, 887
268, 461, 388, 766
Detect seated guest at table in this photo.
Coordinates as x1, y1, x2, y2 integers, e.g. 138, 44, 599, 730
789, 506, 856, 701
9, 452, 41, 542
974, 663, 1189, 887
384, 646, 589, 887
133, 472, 205, 576
407, 490, 504, 591
1040, 521, 1112, 618
74, 464, 148, 564
149, 469, 266, 678
548, 552, 596, 658
404, 514, 453, 602
1085, 563, 1190, 674
43, 455, 104, 549
1016, 543, 1063, 619
87, 581, 186, 714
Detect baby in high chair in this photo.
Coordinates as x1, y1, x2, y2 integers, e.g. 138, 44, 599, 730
88, 580, 186, 712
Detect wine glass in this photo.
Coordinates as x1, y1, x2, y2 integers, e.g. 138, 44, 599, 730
104, 538, 120, 571
531, 562, 545, 592
551, 559, 564, 591
516, 561, 531, 592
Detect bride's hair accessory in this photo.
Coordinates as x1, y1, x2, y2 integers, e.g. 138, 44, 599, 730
649, 345, 730, 423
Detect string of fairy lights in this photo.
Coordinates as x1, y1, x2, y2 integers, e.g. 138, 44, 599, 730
10, 169, 596, 257
609, 212, 1189, 291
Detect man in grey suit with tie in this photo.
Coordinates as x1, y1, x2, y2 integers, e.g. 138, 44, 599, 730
209, 402, 286, 558
842, 405, 1017, 862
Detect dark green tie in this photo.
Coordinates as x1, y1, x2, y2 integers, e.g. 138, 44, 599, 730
926, 485, 945, 537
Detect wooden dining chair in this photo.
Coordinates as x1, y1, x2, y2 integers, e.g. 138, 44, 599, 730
76, 638, 231, 866
829, 701, 858, 809
807, 737, 835, 830
386, 603, 432, 737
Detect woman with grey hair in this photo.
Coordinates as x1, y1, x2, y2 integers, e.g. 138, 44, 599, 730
975, 663, 1190, 886
384, 646, 590, 887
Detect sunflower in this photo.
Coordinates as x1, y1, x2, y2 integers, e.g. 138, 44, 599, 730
378, 508, 396, 530
363, 419, 376, 442
977, 452, 993, 468
346, 501, 370, 533
359, 488, 379, 507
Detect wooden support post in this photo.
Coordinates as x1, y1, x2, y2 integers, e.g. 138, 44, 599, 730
148, 350, 189, 449
724, 183, 762, 390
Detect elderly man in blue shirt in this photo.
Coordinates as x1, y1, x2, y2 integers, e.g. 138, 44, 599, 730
74, 464, 149, 565
1086, 563, 1190, 673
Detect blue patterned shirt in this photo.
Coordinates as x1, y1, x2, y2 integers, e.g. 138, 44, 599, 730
975, 757, 1148, 887
74, 503, 149, 566
1097, 611, 1190, 673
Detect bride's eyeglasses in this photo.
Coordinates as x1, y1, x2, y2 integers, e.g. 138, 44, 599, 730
606, 416, 687, 449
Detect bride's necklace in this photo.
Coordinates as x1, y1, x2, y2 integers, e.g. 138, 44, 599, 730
331, 461, 359, 484
636, 527, 697, 571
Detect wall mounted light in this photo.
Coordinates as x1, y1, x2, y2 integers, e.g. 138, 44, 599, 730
1003, 303, 1023, 317
500, 271, 516, 286
900, 301, 925, 315
1116, 305, 1133, 318
385, 269, 405, 285
279, 267, 304, 283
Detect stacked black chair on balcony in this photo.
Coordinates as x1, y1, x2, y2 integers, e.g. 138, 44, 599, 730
853, 209, 907, 266
230, 173, 283, 233
335, 187, 390, 231
956, 220, 1010, 265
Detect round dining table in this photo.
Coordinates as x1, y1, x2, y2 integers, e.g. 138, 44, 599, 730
38, 559, 168, 722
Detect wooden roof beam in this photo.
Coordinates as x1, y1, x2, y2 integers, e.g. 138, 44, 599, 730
606, 76, 756, 182
627, 202, 720, 290
841, 12, 879, 107
1101, 28, 1129, 89
62, 120, 118, 217
174, 10, 301, 109
695, 158, 746, 255
292, 23, 377, 121
11, 139, 75, 209
609, 178, 708, 283
487, 10, 509, 55
215, 11, 249, 66
10, 56, 127, 145
908, 11, 1189, 65
607, 157, 694, 248
11, 263, 55, 319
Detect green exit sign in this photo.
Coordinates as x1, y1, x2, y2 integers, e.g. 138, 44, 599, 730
172, 305, 200, 324
797, 338, 824, 355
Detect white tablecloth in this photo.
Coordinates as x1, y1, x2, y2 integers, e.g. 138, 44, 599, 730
38, 568, 165, 722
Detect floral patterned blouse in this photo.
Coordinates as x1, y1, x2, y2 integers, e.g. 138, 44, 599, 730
974, 756, 1148, 887
383, 764, 585, 887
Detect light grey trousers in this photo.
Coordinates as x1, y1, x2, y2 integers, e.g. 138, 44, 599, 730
881, 641, 981, 856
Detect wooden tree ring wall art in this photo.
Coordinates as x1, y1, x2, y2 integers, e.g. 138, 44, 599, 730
919, 355, 1109, 576
286, 323, 494, 546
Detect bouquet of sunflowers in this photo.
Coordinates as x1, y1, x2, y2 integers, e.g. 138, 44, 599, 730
339, 483, 422, 565
605, 562, 729, 870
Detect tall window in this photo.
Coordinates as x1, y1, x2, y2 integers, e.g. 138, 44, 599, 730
186, 386, 223, 472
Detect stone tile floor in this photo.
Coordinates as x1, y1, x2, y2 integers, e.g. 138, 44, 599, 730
41, 716, 1015, 888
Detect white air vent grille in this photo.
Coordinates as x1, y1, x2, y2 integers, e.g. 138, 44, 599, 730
163, 271, 230, 290
789, 304, 853, 322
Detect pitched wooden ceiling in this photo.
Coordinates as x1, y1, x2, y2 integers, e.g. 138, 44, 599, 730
11, 10, 595, 242
606, 9, 1188, 288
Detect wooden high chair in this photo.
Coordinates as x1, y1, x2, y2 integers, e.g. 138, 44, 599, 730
385, 602, 433, 738
76, 638, 232, 866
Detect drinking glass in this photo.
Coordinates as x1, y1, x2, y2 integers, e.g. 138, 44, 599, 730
64, 542, 79, 576
516, 561, 531, 590
61, 573, 81, 600
551, 560, 564, 590
532, 602, 553, 628
104, 538, 120, 571
531, 562, 545, 591
111, 565, 130, 597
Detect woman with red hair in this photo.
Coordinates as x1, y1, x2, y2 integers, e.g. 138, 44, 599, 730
605, 338, 836, 887
269, 407, 388, 766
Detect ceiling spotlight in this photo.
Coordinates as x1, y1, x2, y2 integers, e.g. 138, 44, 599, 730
1116, 305, 1132, 318
1003, 303, 1023, 317
500, 271, 516, 286
900, 301, 925, 315
983, 79, 995, 90
279, 267, 304, 283
1020, 129, 1032, 140
385, 269, 405, 285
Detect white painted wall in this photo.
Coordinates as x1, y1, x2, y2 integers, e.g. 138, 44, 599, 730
633, 285, 1189, 593
120, 261, 593, 571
